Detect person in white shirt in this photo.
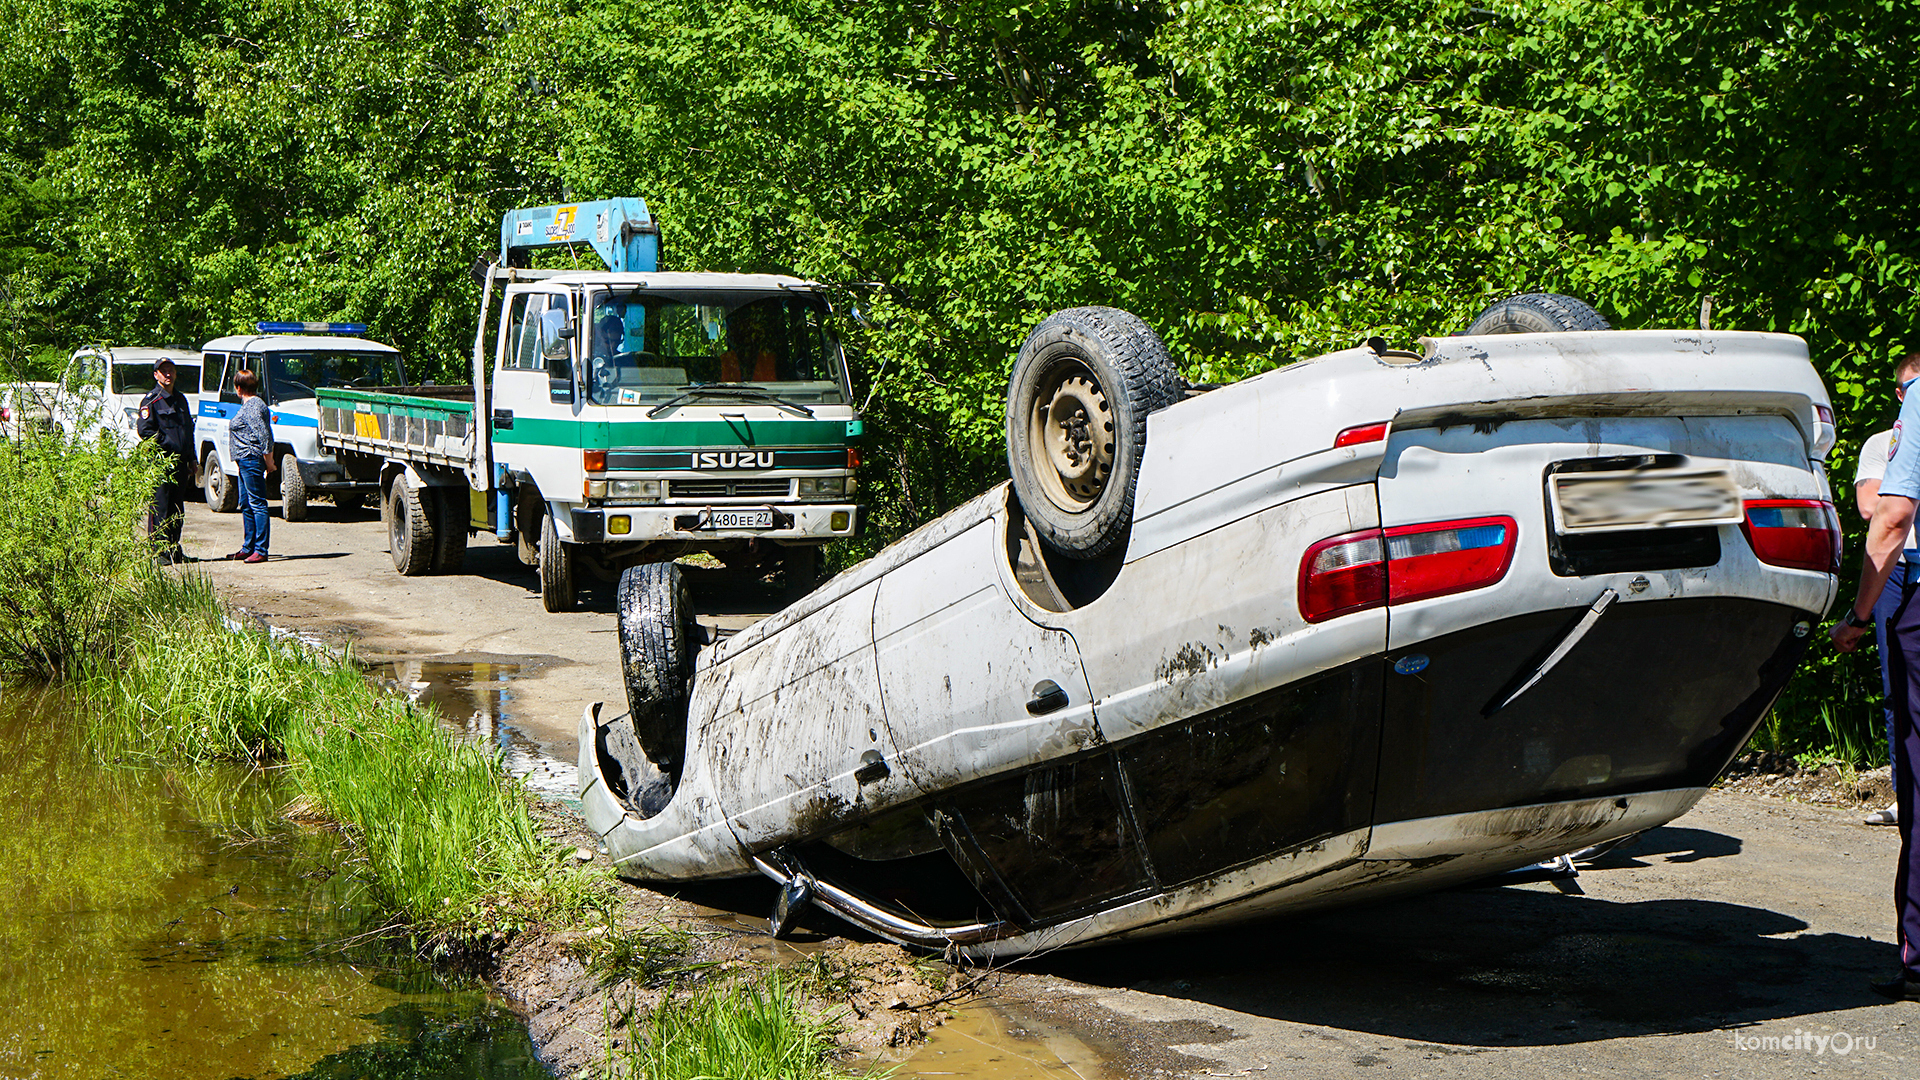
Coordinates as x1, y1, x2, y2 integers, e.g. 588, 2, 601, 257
1853, 353, 1920, 825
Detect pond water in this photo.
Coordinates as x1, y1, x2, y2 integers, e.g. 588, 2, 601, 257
0, 691, 549, 1080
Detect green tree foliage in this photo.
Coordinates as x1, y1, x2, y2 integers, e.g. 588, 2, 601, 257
3, 0, 1917, 753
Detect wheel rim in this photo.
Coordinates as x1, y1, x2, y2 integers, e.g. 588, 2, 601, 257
388, 491, 406, 552
1026, 358, 1113, 512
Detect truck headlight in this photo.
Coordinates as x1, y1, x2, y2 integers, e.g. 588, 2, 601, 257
608, 479, 662, 502
798, 477, 846, 497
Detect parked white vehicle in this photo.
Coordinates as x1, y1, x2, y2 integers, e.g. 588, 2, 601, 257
54, 347, 202, 448
0, 381, 59, 440
579, 297, 1840, 959
193, 324, 400, 520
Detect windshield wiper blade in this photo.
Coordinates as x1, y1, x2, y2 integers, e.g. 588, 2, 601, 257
646, 384, 814, 418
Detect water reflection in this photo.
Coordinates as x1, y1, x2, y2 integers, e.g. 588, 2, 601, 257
0, 691, 546, 1079
369, 655, 578, 805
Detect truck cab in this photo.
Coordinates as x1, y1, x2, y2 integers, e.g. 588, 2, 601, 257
492, 271, 861, 584
195, 324, 402, 519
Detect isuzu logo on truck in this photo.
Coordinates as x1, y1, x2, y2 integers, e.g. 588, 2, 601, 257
694, 451, 776, 469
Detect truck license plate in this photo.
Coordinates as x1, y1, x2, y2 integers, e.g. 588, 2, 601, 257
1550, 468, 1743, 534
706, 508, 775, 530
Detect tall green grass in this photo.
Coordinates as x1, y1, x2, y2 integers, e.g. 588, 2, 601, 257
615, 975, 860, 1080
64, 567, 603, 948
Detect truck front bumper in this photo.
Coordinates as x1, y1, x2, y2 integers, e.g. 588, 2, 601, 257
563, 503, 859, 544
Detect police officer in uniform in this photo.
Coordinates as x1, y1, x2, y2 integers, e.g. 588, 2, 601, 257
136, 356, 196, 563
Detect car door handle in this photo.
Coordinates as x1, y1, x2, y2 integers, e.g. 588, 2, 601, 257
1026, 679, 1070, 715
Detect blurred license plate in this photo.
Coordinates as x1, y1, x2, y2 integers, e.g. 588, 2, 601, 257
706, 509, 774, 529
1550, 469, 1743, 534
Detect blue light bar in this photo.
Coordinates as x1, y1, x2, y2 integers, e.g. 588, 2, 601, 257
254, 321, 368, 335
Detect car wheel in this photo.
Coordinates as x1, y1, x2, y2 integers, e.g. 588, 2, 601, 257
279, 453, 308, 521
1005, 306, 1184, 558
616, 560, 697, 778
1464, 293, 1611, 334
386, 480, 435, 576
539, 511, 575, 612
203, 449, 237, 513
432, 484, 467, 574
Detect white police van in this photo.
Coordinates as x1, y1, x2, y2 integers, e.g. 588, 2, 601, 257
194, 323, 403, 520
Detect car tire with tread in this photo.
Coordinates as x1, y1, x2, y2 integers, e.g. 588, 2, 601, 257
1464, 293, 1611, 335
617, 560, 697, 779
386, 480, 435, 576
539, 511, 576, 612
432, 484, 467, 574
1005, 306, 1184, 558
279, 453, 308, 521
203, 449, 237, 513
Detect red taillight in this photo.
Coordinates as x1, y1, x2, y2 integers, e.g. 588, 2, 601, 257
1299, 516, 1518, 623
1741, 499, 1841, 573
1386, 516, 1518, 605
1298, 531, 1386, 623
1334, 422, 1389, 448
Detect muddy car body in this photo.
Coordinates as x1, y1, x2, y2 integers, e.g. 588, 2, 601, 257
580, 314, 1838, 959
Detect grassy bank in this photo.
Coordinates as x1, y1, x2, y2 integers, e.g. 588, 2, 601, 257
1, 433, 872, 1078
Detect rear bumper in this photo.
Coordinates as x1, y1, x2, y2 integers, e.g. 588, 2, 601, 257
291, 458, 379, 493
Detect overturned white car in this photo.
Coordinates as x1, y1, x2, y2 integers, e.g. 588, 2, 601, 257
579, 296, 1839, 959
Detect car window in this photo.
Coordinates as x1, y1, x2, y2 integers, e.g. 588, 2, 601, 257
201, 353, 226, 395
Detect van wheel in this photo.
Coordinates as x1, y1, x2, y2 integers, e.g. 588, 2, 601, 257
203, 449, 237, 513
1005, 306, 1183, 558
1464, 293, 1611, 334
279, 453, 308, 521
539, 512, 576, 612
617, 561, 696, 778
432, 486, 467, 574
386, 481, 435, 576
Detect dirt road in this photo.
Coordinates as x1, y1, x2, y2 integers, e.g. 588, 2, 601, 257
176, 500, 1916, 1078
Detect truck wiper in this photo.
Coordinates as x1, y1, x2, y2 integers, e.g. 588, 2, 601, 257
646, 384, 815, 418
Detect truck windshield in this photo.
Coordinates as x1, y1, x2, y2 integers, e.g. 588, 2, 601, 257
583, 293, 849, 408
262, 350, 404, 401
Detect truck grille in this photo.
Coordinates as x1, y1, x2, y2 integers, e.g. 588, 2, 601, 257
670, 478, 793, 500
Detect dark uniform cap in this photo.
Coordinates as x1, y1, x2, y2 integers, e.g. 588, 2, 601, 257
154, 357, 176, 371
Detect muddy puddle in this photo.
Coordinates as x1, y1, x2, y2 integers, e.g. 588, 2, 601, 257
0, 691, 547, 1079
367, 654, 579, 806
898, 1004, 1112, 1080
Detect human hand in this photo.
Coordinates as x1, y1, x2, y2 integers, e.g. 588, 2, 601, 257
1831, 621, 1868, 652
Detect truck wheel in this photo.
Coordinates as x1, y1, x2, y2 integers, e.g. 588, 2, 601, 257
617, 561, 696, 778
432, 485, 468, 574
539, 512, 576, 612
1464, 293, 1611, 334
1005, 306, 1183, 558
279, 453, 308, 521
386, 480, 436, 576
780, 545, 820, 606
203, 449, 238, 513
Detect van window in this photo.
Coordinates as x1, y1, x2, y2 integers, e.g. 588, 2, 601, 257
221, 357, 242, 405
201, 353, 225, 395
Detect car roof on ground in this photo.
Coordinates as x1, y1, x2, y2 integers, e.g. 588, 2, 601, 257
198, 334, 398, 353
